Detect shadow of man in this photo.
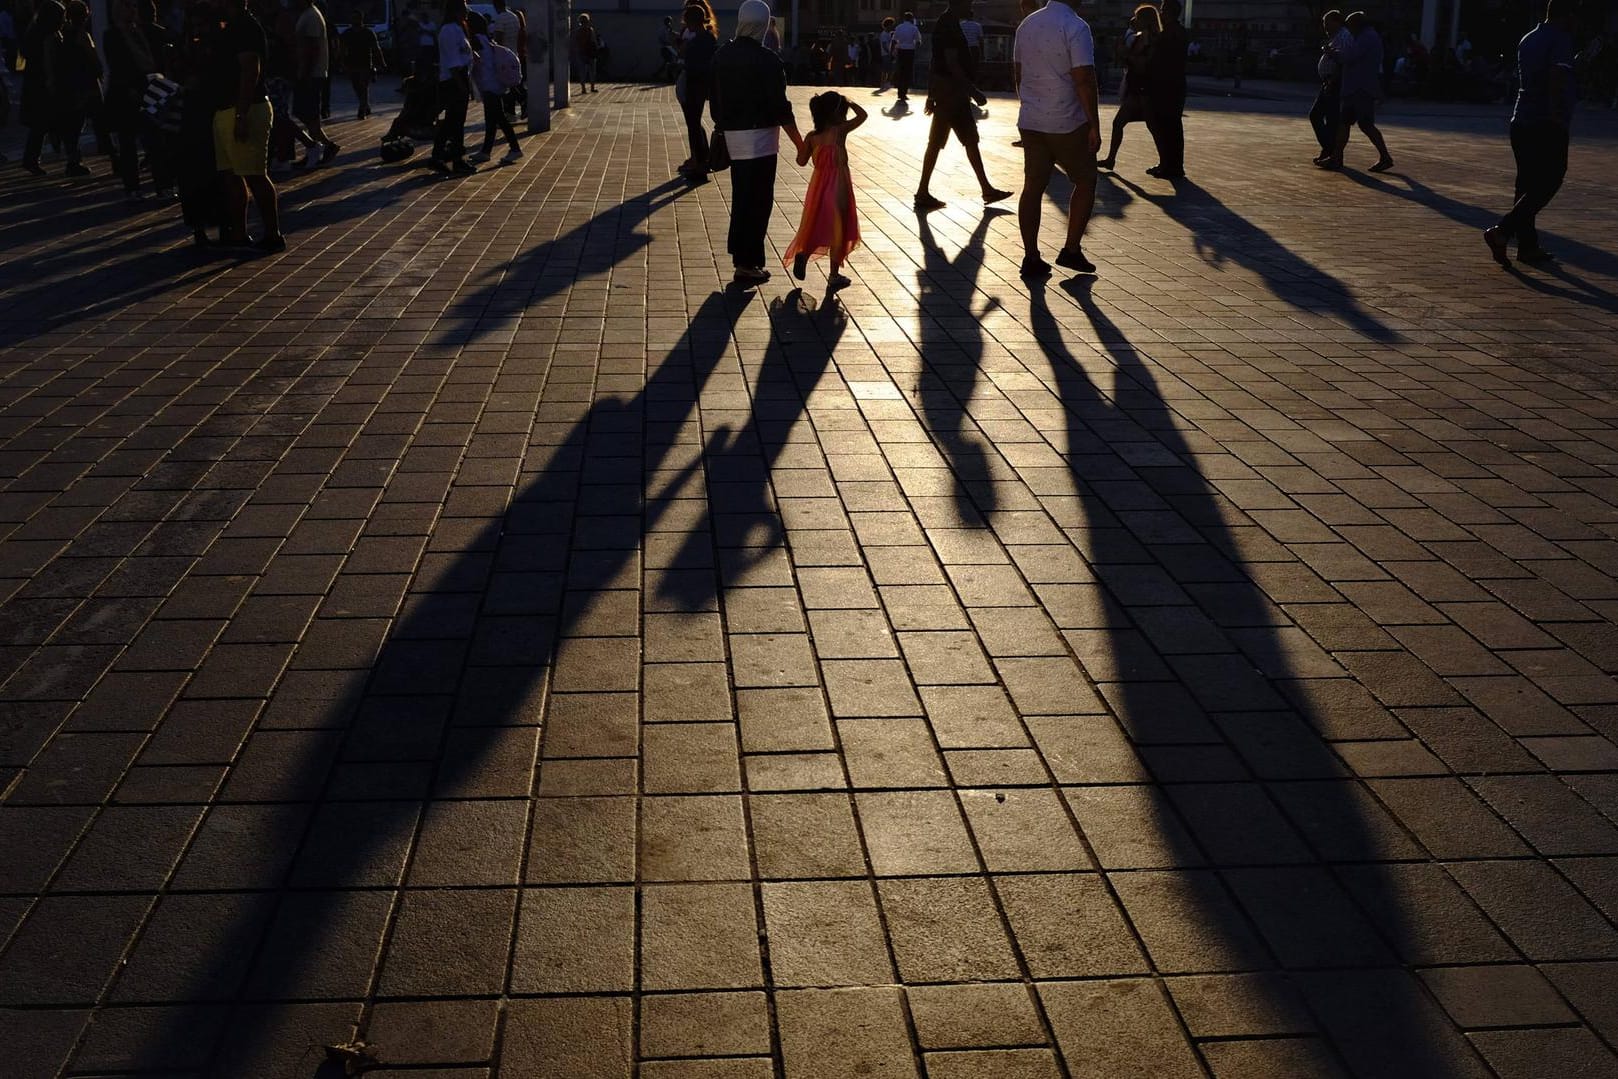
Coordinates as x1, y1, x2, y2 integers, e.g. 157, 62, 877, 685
103, 289, 755, 1076
1024, 275, 1496, 1079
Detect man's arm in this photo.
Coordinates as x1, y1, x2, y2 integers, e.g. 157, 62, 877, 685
1549, 63, 1571, 127
1071, 64, 1099, 151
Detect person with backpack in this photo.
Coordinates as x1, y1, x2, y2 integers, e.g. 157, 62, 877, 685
341, 5, 385, 118
572, 12, 598, 93
470, 9, 520, 162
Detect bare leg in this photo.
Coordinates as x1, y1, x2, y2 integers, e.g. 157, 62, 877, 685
1104, 116, 1125, 165
222, 174, 249, 238
245, 175, 281, 238
963, 142, 996, 195
1065, 165, 1096, 251
1018, 179, 1043, 257
916, 138, 943, 197
1361, 121, 1391, 162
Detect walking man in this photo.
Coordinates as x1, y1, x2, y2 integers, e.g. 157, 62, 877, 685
292, 0, 338, 166
914, 0, 1010, 212
892, 11, 920, 103
1013, 0, 1099, 278
1309, 9, 1348, 164
1321, 10, 1392, 172
1485, 0, 1576, 266
1144, 0, 1186, 179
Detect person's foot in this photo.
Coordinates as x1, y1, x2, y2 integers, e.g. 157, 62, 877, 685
451, 159, 476, 175
294, 154, 316, 170
733, 266, 771, 286
1055, 246, 1096, 273
428, 157, 451, 174
502, 147, 523, 164
1020, 254, 1051, 279
983, 187, 1012, 204
1368, 157, 1394, 173
257, 232, 287, 254
828, 272, 851, 290
1098, 157, 1115, 170
1146, 165, 1185, 179
22, 161, 46, 176
321, 141, 341, 165
793, 252, 809, 281
65, 162, 91, 176
1518, 246, 1555, 265
1012, 138, 1024, 148
1313, 157, 1341, 170
1482, 226, 1510, 266
914, 192, 946, 213
1311, 153, 1330, 165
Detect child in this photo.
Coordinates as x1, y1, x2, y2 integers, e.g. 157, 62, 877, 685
785, 91, 866, 290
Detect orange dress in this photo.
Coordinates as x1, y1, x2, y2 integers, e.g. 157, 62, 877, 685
784, 139, 861, 267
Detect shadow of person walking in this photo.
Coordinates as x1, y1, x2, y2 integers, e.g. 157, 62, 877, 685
88, 288, 756, 1076
1023, 274, 1497, 1078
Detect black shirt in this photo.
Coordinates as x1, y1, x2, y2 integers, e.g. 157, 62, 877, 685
208, 12, 266, 109
931, 12, 973, 83
711, 35, 793, 132
682, 28, 717, 80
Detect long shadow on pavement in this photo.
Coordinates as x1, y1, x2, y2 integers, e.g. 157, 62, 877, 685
68, 287, 758, 1076
1028, 275, 1495, 1078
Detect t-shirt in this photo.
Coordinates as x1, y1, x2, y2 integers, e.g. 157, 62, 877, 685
295, 5, 328, 78
930, 12, 973, 83
878, 29, 891, 57
1513, 21, 1576, 125
1013, 0, 1094, 132
1339, 26, 1381, 97
209, 13, 267, 109
490, 8, 520, 48
960, 19, 982, 48
892, 20, 920, 51
438, 21, 471, 80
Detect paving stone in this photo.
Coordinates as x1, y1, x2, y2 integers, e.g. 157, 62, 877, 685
0, 895, 151, 1005
763, 879, 894, 986
640, 991, 771, 1058
640, 795, 751, 881
1420, 964, 1575, 1028
366, 999, 498, 1066
512, 887, 635, 993
1038, 978, 1203, 1079
639, 882, 762, 990
378, 888, 515, 996
499, 996, 632, 1079
749, 792, 866, 878
776, 987, 918, 1079
856, 790, 978, 875
1467, 1028, 1618, 1079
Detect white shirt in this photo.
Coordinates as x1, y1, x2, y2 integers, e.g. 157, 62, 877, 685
296, 5, 329, 79
439, 22, 472, 80
726, 127, 779, 160
490, 9, 520, 47
1014, 0, 1095, 133
892, 20, 920, 51
960, 19, 982, 48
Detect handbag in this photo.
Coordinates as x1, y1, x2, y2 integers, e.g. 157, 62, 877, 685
707, 129, 730, 172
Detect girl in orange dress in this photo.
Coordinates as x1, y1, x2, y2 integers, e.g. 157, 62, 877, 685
786, 91, 867, 290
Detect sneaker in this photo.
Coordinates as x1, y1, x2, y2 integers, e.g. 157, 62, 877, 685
321, 141, 341, 165
1020, 255, 1051, 280
983, 187, 1012, 205
65, 162, 91, 177
468, 149, 490, 162
257, 233, 288, 254
732, 266, 771, 286
451, 159, 476, 175
828, 272, 851, 290
294, 154, 316, 170
23, 161, 46, 176
913, 192, 946, 213
1368, 157, 1394, 173
502, 147, 523, 163
1482, 226, 1510, 267
1055, 247, 1096, 274
427, 157, 451, 174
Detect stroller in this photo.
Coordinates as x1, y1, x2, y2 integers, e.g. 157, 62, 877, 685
380, 60, 440, 161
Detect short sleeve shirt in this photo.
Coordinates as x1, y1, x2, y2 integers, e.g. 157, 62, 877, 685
210, 13, 267, 108
438, 22, 471, 80
1513, 22, 1576, 125
1014, 0, 1094, 133
892, 21, 921, 51
295, 5, 327, 78
960, 19, 982, 47
490, 9, 520, 46
931, 12, 973, 81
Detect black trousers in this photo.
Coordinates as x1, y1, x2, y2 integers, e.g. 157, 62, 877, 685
351, 74, 373, 117
681, 75, 710, 162
1499, 120, 1568, 254
1146, 92, 1184, 174
1309, 82, 1339, 154
896, 49, 915, 99
481, 90, 518, 153
433, 79, 468, 161
727, 153, 776, 269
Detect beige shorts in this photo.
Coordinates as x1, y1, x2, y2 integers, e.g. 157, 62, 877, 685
214, 98, 273, 177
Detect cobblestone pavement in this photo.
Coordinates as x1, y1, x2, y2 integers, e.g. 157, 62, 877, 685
2, 83, 1618, 1079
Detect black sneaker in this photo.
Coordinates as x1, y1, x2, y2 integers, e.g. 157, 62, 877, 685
913, 192, 946, 213
793, 252, 808, 281
321, 141, 341, 165
1055, 247, 1096, 274
1020, 255, 1051, 280
257, 233, 288, 254
65, 162, 91, 177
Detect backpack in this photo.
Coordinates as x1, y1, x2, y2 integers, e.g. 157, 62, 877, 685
488, 41, 522, 89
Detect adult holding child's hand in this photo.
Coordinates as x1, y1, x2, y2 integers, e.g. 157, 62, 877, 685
710, 0, 802, 287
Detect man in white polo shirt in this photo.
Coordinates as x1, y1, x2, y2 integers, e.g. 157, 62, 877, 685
1013, 0, 1099, 278
891, 12, 922, 103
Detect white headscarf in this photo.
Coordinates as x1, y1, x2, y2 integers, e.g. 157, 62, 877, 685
736, 0, 770, 42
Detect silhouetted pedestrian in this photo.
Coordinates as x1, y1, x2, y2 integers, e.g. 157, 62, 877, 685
1485, 0, 1577, 267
